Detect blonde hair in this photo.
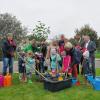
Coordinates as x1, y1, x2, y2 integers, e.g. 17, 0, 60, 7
64, 42, 73, 49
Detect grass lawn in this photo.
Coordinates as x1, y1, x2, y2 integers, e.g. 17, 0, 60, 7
0, 69, 100, 100
95, 53, 100, 59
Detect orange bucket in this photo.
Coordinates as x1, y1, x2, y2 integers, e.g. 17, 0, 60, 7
3, 74, 12, 87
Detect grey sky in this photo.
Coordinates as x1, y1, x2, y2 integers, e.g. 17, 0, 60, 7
0, 0, 100, 39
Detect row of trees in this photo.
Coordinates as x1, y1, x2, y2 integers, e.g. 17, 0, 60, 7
0, 13, 100, 51
0, 13, 50, 43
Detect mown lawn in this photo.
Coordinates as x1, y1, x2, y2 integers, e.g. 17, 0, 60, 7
95, 53, 100, 59
0, 69, 100, 100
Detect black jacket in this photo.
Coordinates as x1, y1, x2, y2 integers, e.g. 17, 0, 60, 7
87, 41, 96, 57
66, 48, 82, 67
2, 39, 16, 57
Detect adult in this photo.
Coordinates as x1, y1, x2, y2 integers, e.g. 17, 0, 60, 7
58, 34, 66, 68
41, 40, 47, 58
31, 40, 40, 53
83, 35, 96, 78
0, 34, 3, 41
2, 33, 16, 75
74, 35, 81, 74
64, 42, 82, 78
74, 34, 84, 75
0, 35, 4, 61
23, 39, 40, 53
58, 34, 65, 54
40, 40, 48, 72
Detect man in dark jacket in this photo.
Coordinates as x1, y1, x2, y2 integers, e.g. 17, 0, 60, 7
41, 41, 47, 58
2, 33, 16, 75
83, 35, 96, 78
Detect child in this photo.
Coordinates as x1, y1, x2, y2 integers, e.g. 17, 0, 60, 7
35, 52, 45, 73
18, 52, 26, 82
58, 34, 65, 55
46, 39, 61, 76
26, 50, 35, 83
62, 55, 72, 75
61, 49, 72, 78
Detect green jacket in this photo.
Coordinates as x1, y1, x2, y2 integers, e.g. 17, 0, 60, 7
23, 44, 33, 52
23, 44, 40, 53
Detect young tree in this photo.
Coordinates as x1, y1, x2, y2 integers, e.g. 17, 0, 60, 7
30, 21, 50, 41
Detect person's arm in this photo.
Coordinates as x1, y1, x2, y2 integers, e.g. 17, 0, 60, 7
12, 40, 16, 51
46, 46, 51, 59
88, 41, 96, 53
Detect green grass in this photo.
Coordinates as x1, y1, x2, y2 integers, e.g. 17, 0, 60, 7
95, 53, 100, 59
0, 69, 100, 100
95, 51, 100, 58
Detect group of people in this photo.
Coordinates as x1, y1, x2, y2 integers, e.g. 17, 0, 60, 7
0, 33, 96, 84
46, 35, 96, 81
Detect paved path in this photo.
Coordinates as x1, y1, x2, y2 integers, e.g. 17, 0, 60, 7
95, 59, 100, 68
0, 61, 18, 73
0, 60, 100, 73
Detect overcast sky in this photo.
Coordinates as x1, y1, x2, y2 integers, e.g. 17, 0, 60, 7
0, 0, 100, 39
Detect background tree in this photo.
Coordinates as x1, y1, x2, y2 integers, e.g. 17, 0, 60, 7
69, 38, 77, 46
29, 21, 50, 41
0, 13, 27, 60
0, 13, 27, 43
74, 24, 98, 42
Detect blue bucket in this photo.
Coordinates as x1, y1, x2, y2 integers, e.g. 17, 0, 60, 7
92, 77, 100, 91
87, 75, 94, 84
72, 78, 77, 85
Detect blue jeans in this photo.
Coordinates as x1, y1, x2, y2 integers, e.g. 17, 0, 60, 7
2, 57, 14, 75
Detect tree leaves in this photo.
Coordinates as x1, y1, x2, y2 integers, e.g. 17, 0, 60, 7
75, 24, 98, 42
29, 21, 50, 41
0, 13, 27, 43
